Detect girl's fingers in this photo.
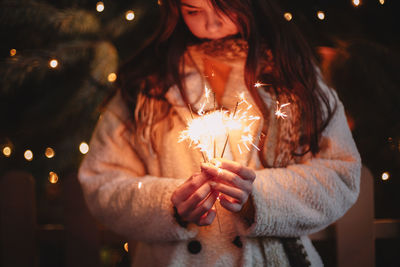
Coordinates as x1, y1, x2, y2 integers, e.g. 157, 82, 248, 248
197, 207, 217, 226
188, 190, 219, 223
179, 182, 212, 218
171, 172, 209, 205
212, 158, 256, 181
202, 163, 252, 193
210, 182, 248, 204
219, 194, 243, 213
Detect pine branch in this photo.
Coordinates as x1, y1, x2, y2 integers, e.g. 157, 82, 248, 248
0, 1, 100, 37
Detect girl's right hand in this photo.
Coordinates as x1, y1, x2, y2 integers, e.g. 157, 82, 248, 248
171, 172, 219, 226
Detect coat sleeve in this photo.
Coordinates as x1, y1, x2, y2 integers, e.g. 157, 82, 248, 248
240, 84, 361, 238
78, 93, 198, 242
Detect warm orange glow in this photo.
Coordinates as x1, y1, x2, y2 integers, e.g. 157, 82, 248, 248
24, 150, 33, 161
107, 73, 117, 82
10, 49, 17, 56
125, 10, 135, 21
381, 172, 390, 181
79, 142, 89, 154
45, 147, 55, 158
48, 172, 59, 184
2, 146, 11, 157
352, 0, 361, 7
96, 2, 104, 12
124, 242, 129, 252
284, 12, 293, 21
317, 11, 325, 20
379, 0, 385, 4
179, 88, 260, 161
49, 59, 58, 68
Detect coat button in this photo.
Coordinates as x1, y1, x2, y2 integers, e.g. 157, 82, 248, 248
232, 236, 243, 248
187, 240, 202, 254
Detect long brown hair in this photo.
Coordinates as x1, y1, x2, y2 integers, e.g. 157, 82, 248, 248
117, 0, 336, 164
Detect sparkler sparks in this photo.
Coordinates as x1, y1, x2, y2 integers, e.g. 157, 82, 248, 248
178, 87, 261, 162
275, 101, 290, 119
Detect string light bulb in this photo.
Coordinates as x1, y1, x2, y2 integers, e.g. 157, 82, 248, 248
2, 146, 12, 157
379, 0, 385, 4
10, 49, 17, 57
125, 10, 135, 21
124, 242, 129, 252
48, 172, 59, 184
381, 172, 390, 181
317, 11, 325, 20
283, 12, 293, 21
45, 147, 55, 158
24, 150, 33, 161
352, 0, 361, 7
79, 142, 89, 154
108, 73, 117, 82
49, 59, 58, 68
96, 2, 105, 12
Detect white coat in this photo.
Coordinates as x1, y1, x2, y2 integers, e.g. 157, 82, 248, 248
78, 39, 361, 266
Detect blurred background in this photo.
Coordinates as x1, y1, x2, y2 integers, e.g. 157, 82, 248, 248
0, 0, 399, 266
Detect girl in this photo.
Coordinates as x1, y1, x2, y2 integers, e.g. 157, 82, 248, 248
78, 0, 361, 266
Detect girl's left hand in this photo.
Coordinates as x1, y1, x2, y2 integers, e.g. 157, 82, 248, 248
200, 159, 256, 213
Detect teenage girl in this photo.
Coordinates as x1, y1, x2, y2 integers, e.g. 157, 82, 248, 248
78, 0, 361, 266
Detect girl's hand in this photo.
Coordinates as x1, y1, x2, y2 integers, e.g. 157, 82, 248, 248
171, 172, 219, 226
201, 159, 256, 213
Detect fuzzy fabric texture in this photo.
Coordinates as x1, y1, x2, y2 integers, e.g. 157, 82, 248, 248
78, 39, 361, 266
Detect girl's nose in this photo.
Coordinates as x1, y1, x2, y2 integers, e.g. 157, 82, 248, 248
206, 12, 223, 33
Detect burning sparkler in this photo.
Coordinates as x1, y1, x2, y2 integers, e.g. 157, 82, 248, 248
178, 87, 261, 162
275, 101, 290, 119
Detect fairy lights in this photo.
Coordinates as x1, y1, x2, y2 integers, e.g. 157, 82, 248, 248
284, 12, 293, 21
49, 59, 58, 68
2, 146, 12, 157
124, 242, 129, 252
352, 0, 361, 7
317, 11, 326, 20
96, 2, 104, 12
79, 142, 89, 154
108, 73, 117, 82
24, 150, 33, 161
48, 172, 59, 184
125, 10, 135, 21
45, 147, 55, 158
10, 49, 16, 56
379, 0, 385, 4
381, 171, 390, 181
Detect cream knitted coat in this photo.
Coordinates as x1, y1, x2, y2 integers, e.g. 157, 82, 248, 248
78, 41, 361, 266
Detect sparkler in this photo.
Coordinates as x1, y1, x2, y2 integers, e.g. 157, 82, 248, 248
275, 101, 291, 119
178, 86, 261, 162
